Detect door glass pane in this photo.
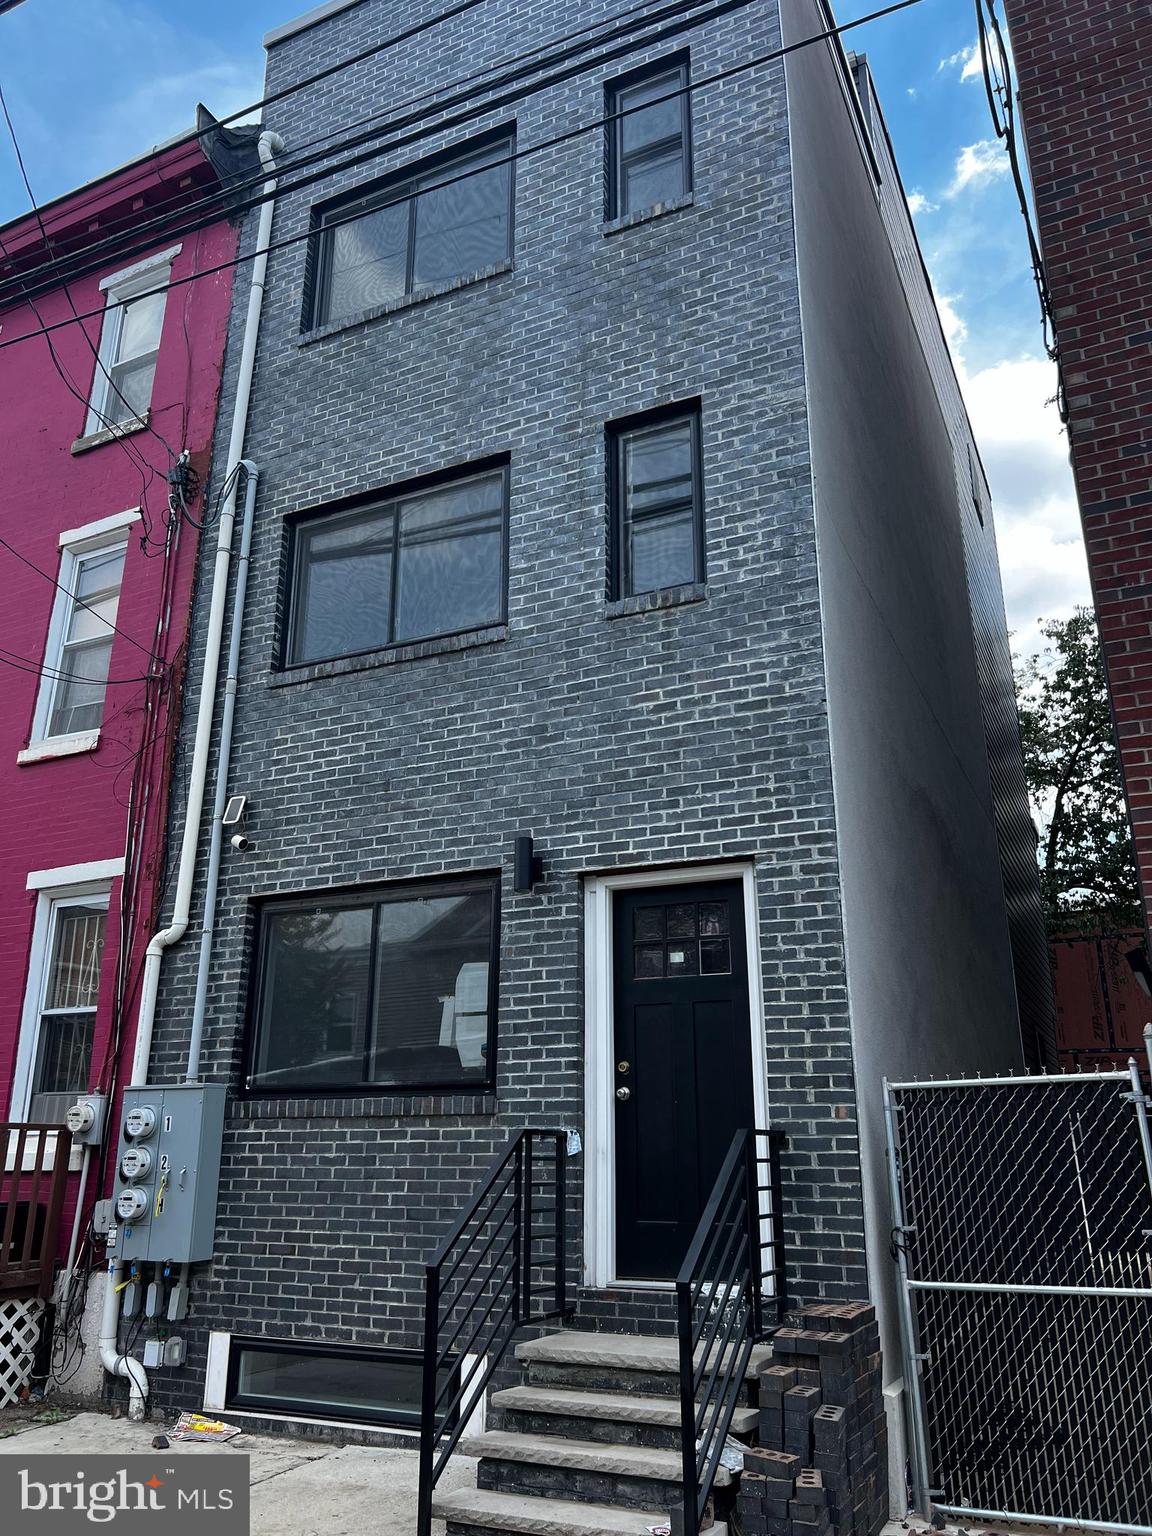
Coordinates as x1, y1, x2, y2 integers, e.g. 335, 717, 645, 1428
327, 199, 410, 320
666, 942, 698, 977
633, 907, 665, 941
294, 507, 394, 663
666, 903, 697, 939
619, 71, 684, 155
254, 907, 373, 1087
393, 473, 504, 643
370, 889, 492, 1084
700, 938, 732, 975
634, 944, 664, 979
698, 903, 729, 937
412, 144, 511, 290
45, 906, 105, 1010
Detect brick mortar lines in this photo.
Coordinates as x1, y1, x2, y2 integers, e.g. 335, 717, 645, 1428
136, 0, 869, 1417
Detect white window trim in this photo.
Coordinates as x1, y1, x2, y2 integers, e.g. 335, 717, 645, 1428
26, 857, 125, 891
10, 880, 111, 1156
24, 523, 131, 757
85, 251, 177, 436
582, 861, 771, 1292
58, 507, 140, 548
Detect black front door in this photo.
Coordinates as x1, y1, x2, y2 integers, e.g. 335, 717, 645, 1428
613, 879, 756, 1281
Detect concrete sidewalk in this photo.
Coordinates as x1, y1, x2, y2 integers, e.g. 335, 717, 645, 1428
0, 1411, 478, 1535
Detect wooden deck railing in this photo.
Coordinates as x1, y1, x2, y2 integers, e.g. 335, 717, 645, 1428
1, 1123, 70, 1299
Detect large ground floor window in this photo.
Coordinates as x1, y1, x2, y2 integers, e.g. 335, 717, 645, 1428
224, 1337, 458, 1428
246, 875, 498, 1094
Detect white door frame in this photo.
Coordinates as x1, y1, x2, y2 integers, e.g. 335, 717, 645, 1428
582, 860, 770, 1290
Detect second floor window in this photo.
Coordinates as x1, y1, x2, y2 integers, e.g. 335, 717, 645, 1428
28, 535, 127, 745
286, 464, 508, 666
607, 58, 692, 219
609, 406, 703, 598
311, 132, 514, 327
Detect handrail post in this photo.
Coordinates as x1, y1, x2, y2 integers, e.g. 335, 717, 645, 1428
554, 1131, 566, 1316
521, 1133, 534, 1322
677, 1271, 700, 1536
744, 1130, 764, 1340
417, 1262, 440, 1536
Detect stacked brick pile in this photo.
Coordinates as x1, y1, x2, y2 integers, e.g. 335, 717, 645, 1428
736, 1303, 886, 1536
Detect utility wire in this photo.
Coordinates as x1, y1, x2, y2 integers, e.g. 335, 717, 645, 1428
0, 647, 160, 687
0, 0, 735, 310
0, 0, 927, 359
0, 533, 163, 660
974, 0, 1067, 421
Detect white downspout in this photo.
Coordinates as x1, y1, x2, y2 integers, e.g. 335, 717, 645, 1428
101, 129, 283, 1419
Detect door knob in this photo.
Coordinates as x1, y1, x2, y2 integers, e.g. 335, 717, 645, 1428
616, 1086, 631, 1102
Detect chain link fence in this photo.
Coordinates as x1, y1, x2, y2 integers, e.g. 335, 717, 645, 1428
885, 1065, 1152, 1533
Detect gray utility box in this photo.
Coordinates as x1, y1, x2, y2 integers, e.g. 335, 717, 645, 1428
111, 1085, 226, 1264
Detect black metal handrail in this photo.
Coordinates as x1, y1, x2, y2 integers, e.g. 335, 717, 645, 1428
417, 1129, 568, 1536
676, 1126, 785, 1535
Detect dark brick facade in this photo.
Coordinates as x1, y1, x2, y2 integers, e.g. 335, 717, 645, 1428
1003, 0, 1152, 931
128, 0, 1035, 1426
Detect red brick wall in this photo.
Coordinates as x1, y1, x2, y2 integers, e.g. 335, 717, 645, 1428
1003, 0, 1152, 932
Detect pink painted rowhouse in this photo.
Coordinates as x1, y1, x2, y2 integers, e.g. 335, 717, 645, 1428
0, 119, 259, 1323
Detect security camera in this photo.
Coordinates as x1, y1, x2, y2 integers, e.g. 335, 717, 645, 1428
230, 833, 254, 853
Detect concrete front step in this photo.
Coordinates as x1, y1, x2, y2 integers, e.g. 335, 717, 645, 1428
462, 1429, 733, 1511
515, 1331, 772, 1402
434, 1486, 729, 1536
491, 1384, 758, 1451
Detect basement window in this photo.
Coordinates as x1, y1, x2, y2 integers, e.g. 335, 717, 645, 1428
224, 1338, 459, 1429
247, 875, 499, 1095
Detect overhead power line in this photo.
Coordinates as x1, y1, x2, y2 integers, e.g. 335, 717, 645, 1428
1, 0, 735, 310
0, 0, 925, 359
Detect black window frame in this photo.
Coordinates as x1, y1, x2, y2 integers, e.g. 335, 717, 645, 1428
282, 458, 511, 669
308, 126, 516, 329
606, 54, 693, 221
243, 873, 501, 1098
607, 401, 705, 600
224, 1336, 461, 1430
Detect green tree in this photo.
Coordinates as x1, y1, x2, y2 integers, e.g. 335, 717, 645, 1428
1015, 607, 1143, 933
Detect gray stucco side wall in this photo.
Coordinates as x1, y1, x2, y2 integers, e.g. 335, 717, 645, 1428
781, 0, 1027, 1380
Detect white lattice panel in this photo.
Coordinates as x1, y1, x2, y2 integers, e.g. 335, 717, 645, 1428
0, 1298, 44, 1406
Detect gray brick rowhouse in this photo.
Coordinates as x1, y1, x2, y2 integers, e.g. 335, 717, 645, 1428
119, 0, 1052, 1503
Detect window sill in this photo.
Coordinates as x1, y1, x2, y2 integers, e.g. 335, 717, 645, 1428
270, 624, 509, 686
298, 261, 514, 346
18, 730, 100, 764
601, 194, 695, 237
71, 412, 151, 456
232, 1092, 498, 1120
605, 582, 708, 620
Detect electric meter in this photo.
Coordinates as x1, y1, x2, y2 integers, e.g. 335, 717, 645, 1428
124, 1105, 157, 1140
116, 1187, 150, 1223
120, 1145, 152, 1182
65, 1101, 95, 1135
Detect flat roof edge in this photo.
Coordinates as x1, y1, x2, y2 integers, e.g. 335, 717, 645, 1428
264, 0, 365, 48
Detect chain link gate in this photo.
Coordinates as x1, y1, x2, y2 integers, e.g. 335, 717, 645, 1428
884, 1057, 1152, 1534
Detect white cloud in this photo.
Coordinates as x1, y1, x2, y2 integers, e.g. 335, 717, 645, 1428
940, 304, 1090, 657
907, 190, 938, 217
947, 140, 1010, 198
939, 43, 983, 82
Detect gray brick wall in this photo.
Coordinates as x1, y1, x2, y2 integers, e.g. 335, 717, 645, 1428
142, 0, 868, 1415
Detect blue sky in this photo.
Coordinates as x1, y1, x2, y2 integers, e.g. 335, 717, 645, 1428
0, 0, 1088, 655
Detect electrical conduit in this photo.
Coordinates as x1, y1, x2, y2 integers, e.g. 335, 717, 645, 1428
100, 130, 283, 1419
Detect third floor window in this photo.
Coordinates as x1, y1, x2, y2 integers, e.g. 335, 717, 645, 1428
607, 58, 692, 219
310, 132, 514, 328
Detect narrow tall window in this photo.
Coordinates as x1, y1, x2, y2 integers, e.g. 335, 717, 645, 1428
86, 269, 169, 433
610, 407, 704, 598
312, 133, 514, 328
607, 59, 691, 219
287, 465, 507, 666
29, 897, 107, 1122
40, 540, 127, 740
